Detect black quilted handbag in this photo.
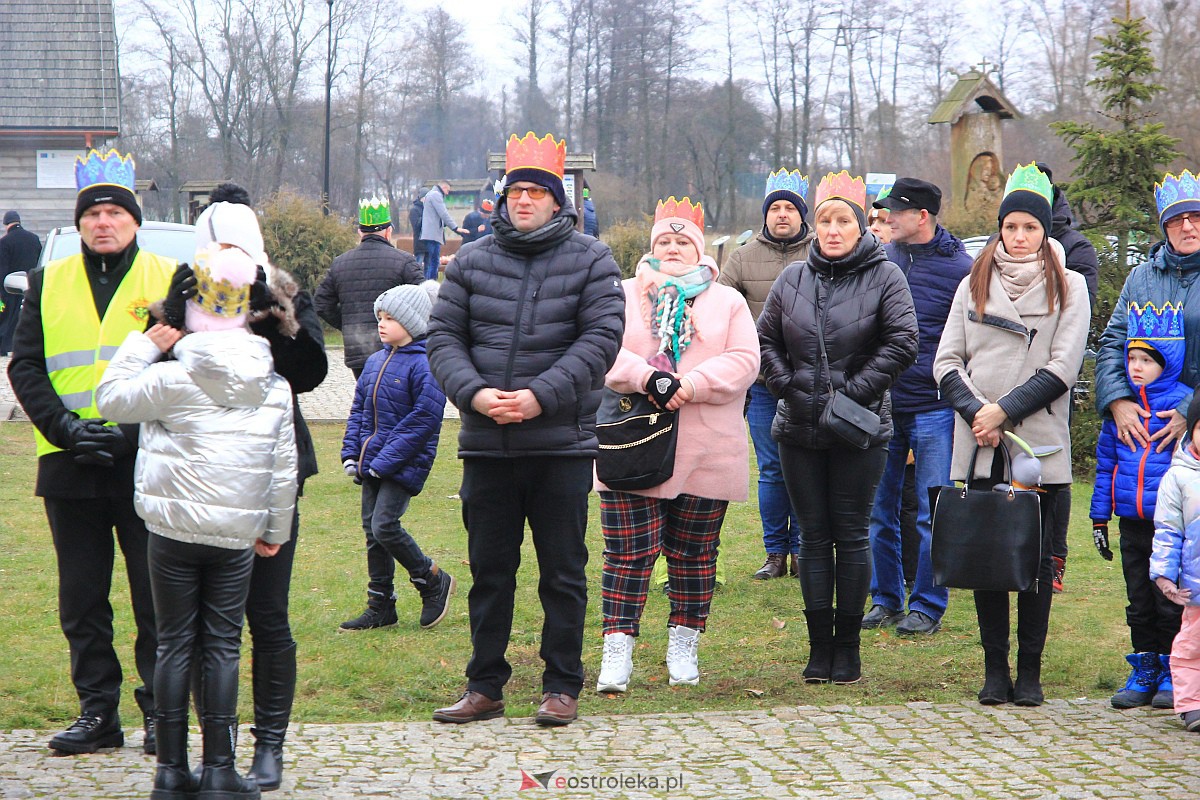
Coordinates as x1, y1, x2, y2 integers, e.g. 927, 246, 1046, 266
595, 389, 677, 491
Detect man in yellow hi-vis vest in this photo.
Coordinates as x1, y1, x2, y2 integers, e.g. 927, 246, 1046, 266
7, 150, 174, 757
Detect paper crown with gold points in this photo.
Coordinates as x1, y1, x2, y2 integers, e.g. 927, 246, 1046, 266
502, 132, 569, 208
763, 168, 810, 217
999, 163, 1053, 232
813, 171, 866, 211
651, 197, 706, 257
190, 246, 252, 319
74, 148, 135, 193
1154, 169, 1200, 230
359, 194, 391, 230
1127, 300, 1184, 341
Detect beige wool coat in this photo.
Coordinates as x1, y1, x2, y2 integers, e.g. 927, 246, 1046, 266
932, 250, 1090, 484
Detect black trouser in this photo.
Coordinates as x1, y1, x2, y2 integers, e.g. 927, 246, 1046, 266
245, 508, 299, 654
779, 443, 888, 612
971, 455, 1062, 671
1120, 516, 1183, 653
900, 462, 919, 584
460, 456, 591, 700
1051, 487, 1070, 561
150, 535, 254, 724
45, 496, 157, 717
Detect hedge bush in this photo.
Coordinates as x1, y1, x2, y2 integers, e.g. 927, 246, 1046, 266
259, 190, 359, 293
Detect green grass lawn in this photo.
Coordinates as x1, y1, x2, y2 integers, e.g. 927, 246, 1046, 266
0, 421, 1131, 729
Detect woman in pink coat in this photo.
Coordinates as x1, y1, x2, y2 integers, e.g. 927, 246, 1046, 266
594, 197, 759, 693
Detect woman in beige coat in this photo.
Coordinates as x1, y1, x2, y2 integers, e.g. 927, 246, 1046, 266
932, 164, 1089, 707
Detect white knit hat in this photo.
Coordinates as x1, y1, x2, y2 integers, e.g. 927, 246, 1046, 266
194, 201, 268, 266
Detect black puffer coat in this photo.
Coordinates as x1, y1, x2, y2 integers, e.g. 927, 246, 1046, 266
757, 233, 918, 449
427, 213, 625, 458
315, 235, 422, 371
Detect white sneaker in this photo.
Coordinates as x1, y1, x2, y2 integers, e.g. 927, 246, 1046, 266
666, 625, 700, 686
596, 632, 634, 693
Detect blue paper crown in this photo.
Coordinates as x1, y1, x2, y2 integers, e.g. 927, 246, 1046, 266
764, 168, 809, 200
1127, 301, 1184, 341
1154, 170, 1200, 220
74, 149, 136, 194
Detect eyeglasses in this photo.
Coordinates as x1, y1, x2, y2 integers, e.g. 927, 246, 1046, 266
504, 185, 550, 200
1165, 211, 1200, 231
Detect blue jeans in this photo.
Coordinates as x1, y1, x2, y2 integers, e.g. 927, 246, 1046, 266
363, 476, 432, 602
422, 241, 441, 280
746, 382, 799, 554
867, 407, 953, 619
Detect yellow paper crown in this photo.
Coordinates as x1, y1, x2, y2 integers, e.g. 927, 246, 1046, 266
654, 196, 704, 230
505, 132, 565, 178
192, 249, 251, 318
814, 171, 867, 211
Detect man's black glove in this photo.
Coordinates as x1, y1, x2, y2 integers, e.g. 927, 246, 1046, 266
1092, 521, 1114, 561
70, 420, 130, 468
162, 263, 197, 330
249, 265, 275, 314
646, 370, 681, 409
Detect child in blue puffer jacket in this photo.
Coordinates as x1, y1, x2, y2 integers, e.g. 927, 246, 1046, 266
1092, 301, 1188, 711
1151, 393, 1200, 732
340, 280, 452, 631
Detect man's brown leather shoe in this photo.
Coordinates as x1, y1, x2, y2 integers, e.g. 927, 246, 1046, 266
432, 691, 505, 724
534, 692, 577, 726
753, 553, 787, 580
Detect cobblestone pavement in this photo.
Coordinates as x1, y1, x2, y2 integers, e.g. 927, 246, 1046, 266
1, 701, 1198, 798
4, 356, 1200, 798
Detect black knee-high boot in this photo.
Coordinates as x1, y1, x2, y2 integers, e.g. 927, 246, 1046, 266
198, 716, 260, 799
1014, 580, 1053, 706
150, 714, 196, 800
247, 644, 296, 792
975, 590, 1013, 704
803, 609, 835, 683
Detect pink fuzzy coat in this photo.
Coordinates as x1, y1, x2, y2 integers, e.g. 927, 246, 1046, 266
594, 278, 760, 501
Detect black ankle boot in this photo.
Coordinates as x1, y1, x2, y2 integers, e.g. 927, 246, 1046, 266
199, 719, 261, 799
246, 644, 296, 792
150, 715, 196, 800
1013, 653, 1044, 706
802, 609, 834, 683
831, 611, 864, 685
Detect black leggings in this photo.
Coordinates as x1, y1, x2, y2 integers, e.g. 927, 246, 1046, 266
244, 508, 299, 655
779, 442, 888, 612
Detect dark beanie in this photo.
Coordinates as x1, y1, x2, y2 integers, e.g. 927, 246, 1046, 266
503, 168, 568, 209
762, 190, 808, 221
75, 184, 142, 228
1188, 393, 1200, 441
998, 189, 1051, 236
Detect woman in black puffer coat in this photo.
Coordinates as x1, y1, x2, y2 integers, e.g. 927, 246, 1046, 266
758, 172, 918, 686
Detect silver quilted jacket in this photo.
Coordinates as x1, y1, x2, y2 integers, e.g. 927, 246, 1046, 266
96, 329, 297, 549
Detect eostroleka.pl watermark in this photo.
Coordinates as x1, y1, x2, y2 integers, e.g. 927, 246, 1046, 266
519, 768, 685, 792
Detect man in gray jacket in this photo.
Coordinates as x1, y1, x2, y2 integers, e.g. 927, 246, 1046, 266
420, 181, 468, 281
428, 132, 624, 728
719, 169, 812, 580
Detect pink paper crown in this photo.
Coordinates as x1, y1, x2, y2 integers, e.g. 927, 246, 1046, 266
654, 196, 704, 230
814, 171, 867, 211
505, 132, 565, 179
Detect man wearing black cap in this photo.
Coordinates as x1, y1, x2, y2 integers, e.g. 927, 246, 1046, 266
8, 150, 175, 755
0, 210, 42, 356
863, 177, 973, 636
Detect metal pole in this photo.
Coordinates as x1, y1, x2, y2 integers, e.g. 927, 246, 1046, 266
322, 0, 333, 216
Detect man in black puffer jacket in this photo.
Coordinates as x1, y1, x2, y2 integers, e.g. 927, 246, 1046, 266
428, 132, 624, 728
316, 201, 422, 378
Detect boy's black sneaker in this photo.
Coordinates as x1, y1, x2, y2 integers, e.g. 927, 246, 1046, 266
416, 568, 456, 629
339, 604, 398, 631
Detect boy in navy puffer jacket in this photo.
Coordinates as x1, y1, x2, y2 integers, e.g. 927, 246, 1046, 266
1092, 301, 1188, 710
340, 280, 452, 631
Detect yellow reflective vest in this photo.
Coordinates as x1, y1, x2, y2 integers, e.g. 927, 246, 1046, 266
36, 250, 175, 456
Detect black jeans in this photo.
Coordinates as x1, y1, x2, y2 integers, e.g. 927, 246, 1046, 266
362, 476, 432, 602
779, 443, 888, 612
245, 507, 299, 654
1120, 517, 1183, 653
150, 535, 254, 723
460, 456, 591, 700
45, 496, 157, 717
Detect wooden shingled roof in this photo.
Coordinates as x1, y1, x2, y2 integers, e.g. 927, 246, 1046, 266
928, 70, 1020, 125
0, 0, 120, 133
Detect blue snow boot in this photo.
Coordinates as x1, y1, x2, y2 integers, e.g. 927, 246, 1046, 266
1152, 654, 1174, 710
1111, 652, 1161, 709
